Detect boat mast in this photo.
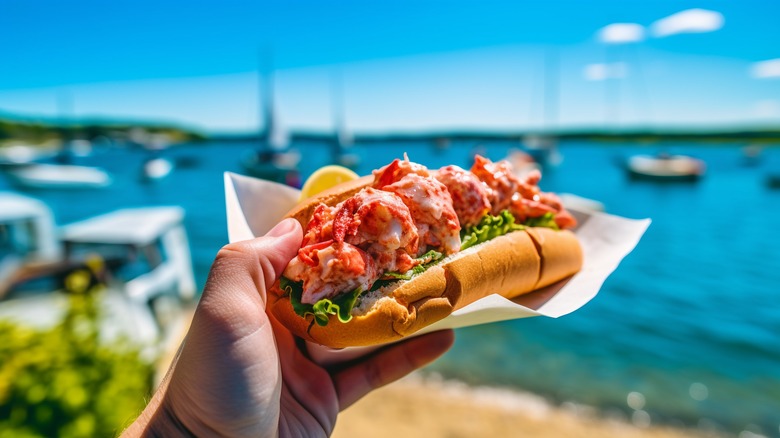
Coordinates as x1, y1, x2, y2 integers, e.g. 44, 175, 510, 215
543, 48, 559, 138
57, 91, 74, 164
330, 69, 351, 162
258, 48, 275, 151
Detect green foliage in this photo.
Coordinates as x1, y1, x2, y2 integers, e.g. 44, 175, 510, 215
0, 117, 205, 145
0, 285, 155, 437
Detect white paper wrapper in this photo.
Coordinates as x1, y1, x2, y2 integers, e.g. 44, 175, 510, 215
224, 172, 650, 366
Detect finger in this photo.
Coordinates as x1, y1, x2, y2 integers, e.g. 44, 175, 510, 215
205, 218, 302, 306
332, 329, 454, 410
243, 218, 303, 290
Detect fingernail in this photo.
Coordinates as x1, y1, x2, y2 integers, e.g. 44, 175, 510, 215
266, 218, 298, 238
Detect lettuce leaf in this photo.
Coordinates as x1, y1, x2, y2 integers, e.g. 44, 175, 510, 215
460, 210, 525, 250
460, 210, 562, 250
523, 212, 560, 230
382, 250, 444, 280
280, 276, 362, 326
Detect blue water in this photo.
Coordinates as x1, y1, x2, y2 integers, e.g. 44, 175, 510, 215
2, 140, 779, 437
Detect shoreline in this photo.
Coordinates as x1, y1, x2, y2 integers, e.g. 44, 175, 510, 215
332, 373, 720, 438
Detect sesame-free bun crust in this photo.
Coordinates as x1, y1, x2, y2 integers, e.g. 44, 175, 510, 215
268, 176, 583, 349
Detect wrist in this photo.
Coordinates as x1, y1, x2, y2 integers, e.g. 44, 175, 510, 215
122, 390, 195, 438
142, 399, 196, 438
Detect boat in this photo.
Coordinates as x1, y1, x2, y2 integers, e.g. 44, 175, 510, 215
0, 144, 58, 168
4, 163, 112, 189
329, 70, 360, 169
61, 207, 196, 306
766, 173, 780, 189
241, 149, 301, 186
741, 144, 763, 166
0, 193, 61, 298
142, 157, 174, 180
522, 49, 564, 168
507, 148, 542, 178
330, 120, 359, 170
241, 110, 301, 186
1, 199, 196, 346
523, 134, 563, 167
241, 62, 301, 186
626, 153, 705, 182
433, 137, 451, 153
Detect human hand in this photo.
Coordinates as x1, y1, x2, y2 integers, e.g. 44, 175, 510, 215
124, 218, 454, 437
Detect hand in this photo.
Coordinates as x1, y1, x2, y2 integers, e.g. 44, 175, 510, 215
124, 218, 454, 437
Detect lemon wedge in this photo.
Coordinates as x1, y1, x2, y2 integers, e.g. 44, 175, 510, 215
299, 165, 360, 200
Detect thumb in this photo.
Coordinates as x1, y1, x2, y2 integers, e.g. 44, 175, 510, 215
205, 218, 302, 305
251, 218, 304, 290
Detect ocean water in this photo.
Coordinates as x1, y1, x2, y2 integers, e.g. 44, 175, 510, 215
2, 140, 778, 437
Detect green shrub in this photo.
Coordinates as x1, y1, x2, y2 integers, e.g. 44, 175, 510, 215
0, 273, 155, 437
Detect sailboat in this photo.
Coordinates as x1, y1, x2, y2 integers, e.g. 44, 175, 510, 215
523, 49, 562, 168
330, 70, 359, 169
241, 61, 301, 187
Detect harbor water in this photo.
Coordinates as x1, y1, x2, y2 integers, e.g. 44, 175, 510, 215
2, 140, 778, 436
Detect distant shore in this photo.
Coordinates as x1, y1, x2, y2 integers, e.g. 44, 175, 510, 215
3, 115, 780, 148
332, 373, 717, 438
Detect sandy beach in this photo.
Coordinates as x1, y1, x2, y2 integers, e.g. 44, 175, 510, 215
332, 374, 716, 438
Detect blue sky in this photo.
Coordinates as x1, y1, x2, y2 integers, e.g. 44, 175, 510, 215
1, 0, 779, 133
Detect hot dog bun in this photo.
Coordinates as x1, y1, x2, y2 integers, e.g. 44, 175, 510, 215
268, 176, 583, 349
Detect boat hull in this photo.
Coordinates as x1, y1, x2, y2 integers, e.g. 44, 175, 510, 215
625, 154, 705, 183
5, 164, 112, 189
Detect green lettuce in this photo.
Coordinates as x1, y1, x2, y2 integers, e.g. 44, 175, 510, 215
280, 276, 362, 326
460, 210, 525, 250
460, 210, 561, 250
523, 212, 560, 230
381, 250, 443, 280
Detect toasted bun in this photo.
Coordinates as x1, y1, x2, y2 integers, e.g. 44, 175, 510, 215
268, 176, 583, 348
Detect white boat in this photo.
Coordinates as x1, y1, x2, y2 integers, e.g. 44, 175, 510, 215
523, 135, 563, 167
142, 157, 174, 180
0, 193, 61, 297
626, 153, 706, 182
507, 148, 542, 178
61, 207, 196, 305
1, 199, 196, 347
0, 144, 58, 167
5, 163, 112, 189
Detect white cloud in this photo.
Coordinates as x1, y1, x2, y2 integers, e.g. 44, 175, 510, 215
751, 59, 780, 79
598, 23, 645, 44
651, 9, 724, 37
584, 62, 628, 81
